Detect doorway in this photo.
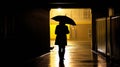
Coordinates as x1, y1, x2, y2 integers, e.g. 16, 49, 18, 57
49, 8, 92, 47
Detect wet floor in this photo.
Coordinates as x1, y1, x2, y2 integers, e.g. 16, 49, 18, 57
24, 40, 107, 67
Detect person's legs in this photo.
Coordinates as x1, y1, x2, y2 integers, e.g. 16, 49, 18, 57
58, 45, 65, 60
61, 45, 65, 59
58, 45, 62, 59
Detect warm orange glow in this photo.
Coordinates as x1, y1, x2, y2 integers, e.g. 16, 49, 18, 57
50, 24, 57, 39
50, 8, 92, 40
50, 8, 92, 24
49, 40, 107, 67
50, 8, 92, 47
57, 8, 62, 12
50, 40, 74, 67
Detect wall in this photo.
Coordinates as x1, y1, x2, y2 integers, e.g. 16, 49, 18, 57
94, 8, 120, 63
96, 18, 106, 54
20, 8, 50, 58
70, 24, 92, 41
110, 16, 120, 61
1, 8, 50, 66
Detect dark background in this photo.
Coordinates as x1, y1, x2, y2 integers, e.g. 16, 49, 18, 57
1, 0, 120, 67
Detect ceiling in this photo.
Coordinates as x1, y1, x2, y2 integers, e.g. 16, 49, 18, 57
48, 0, 119, 8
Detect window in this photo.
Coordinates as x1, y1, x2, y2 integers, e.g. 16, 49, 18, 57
83, 9, 91, 20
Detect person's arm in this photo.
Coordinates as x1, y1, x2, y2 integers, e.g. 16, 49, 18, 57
66, 26, 69, 34
55, 26, 58, 34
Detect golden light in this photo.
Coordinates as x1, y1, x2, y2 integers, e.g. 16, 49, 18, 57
50, 8, 92, 46
57, 8, 62, 12
50, 41, 73, 67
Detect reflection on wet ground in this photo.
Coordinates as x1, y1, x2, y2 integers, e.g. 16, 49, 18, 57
24, 40, 108, 67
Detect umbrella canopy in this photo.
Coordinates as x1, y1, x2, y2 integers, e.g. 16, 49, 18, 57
51, 15, 76, 25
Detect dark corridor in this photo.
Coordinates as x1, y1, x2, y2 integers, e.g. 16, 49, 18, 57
1, 1, 120, 67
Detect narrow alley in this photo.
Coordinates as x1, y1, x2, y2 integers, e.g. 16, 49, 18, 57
24, 40, 107, 67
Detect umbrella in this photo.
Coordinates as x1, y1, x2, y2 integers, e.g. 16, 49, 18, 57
51, 15, 76, 25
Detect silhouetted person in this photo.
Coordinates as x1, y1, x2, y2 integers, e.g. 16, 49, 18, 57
59, 60, 65, 67
55, 21, 69, 61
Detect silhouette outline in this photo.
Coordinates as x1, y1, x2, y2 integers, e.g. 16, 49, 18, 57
51, 15, 76, 26
55, 21, 70, 61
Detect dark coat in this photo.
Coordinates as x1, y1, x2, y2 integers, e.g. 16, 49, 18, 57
55, 25, 69, 46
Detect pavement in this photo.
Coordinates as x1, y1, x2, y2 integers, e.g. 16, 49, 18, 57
24, 40, 108, 67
